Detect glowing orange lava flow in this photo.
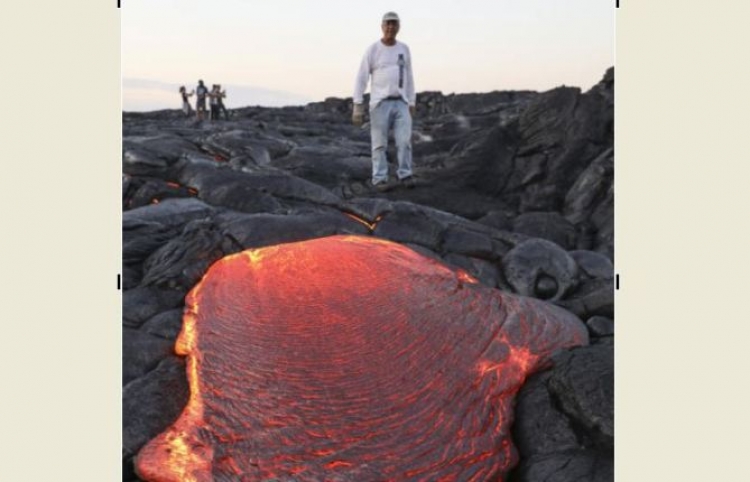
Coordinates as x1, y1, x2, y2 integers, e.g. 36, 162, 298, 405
135, 235, 587, 481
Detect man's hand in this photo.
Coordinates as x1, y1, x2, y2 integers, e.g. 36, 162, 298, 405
409, 105, 416, 118
352, 104, 364, 127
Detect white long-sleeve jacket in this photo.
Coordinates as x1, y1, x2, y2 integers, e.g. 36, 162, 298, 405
353, 40, 415, 108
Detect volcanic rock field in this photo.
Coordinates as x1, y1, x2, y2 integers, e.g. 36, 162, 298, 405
123, 67, 614, 482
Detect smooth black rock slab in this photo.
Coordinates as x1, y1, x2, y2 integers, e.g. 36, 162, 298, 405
141, 309, 184, 341
586, 316, 614, 337
441, 225, 496, 259
513, 212, 578, 250
570, 250, 614, 280
558, 279, 614, 320
123, 198, 216, 228
122, 329, 176, 386
216, 210, 369, 249
122, 286, 187, 329
201, 181, 286, 214
477, 210, 514, 231
372, 204, 447, 251
123, 356, 189, 458
176, 161, 342, 208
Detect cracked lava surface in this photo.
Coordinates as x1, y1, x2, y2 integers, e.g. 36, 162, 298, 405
135, 235, 588, 481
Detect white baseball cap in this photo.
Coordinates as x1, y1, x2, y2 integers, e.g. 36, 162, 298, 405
382, 11, 400, 22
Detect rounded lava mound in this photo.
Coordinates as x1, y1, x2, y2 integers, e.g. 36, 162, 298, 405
136, 235, 588, 481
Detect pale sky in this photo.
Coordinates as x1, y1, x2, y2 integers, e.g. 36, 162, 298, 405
122, 0, 614, 111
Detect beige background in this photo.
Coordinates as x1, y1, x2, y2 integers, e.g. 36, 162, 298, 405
616, 1, 750, 480
0, 0, 121, 480
1, 0, 748, 480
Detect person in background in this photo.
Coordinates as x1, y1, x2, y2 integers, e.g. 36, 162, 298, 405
352, 11, 416, 191
216, 84, 230, 120
195, 80, 209, 120
179, 86, 194, 117
209, 84, 221, 121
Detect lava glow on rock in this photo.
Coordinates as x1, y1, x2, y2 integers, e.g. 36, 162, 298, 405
135, 235, 588, 481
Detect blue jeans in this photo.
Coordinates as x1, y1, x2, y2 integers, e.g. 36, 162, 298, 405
370, 100, 413, 185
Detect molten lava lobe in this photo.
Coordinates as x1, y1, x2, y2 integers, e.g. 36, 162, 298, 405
136, 235, 587, 482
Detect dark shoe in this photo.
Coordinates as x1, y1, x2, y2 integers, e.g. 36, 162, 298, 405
372, 181, 391, 192
401, 176, 416, 189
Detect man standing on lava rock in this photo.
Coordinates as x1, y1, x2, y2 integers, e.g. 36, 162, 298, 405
353, 11, 417, 191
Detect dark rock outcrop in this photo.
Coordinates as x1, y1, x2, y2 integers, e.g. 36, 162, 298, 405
123, 356, 189, 459
510, 344, 614, 482
512, 212, 578, 250
140, 308, 184, 341
122, 329, 176, 385
122, 286, 186, 329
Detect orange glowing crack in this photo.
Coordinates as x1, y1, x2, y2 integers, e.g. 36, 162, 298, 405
135, 235, 588, 481
166, 182, 199, 196
457, 270, 479, 284
343, 212, 384, 231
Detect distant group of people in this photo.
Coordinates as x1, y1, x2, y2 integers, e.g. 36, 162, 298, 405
179, 80, 229, 120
